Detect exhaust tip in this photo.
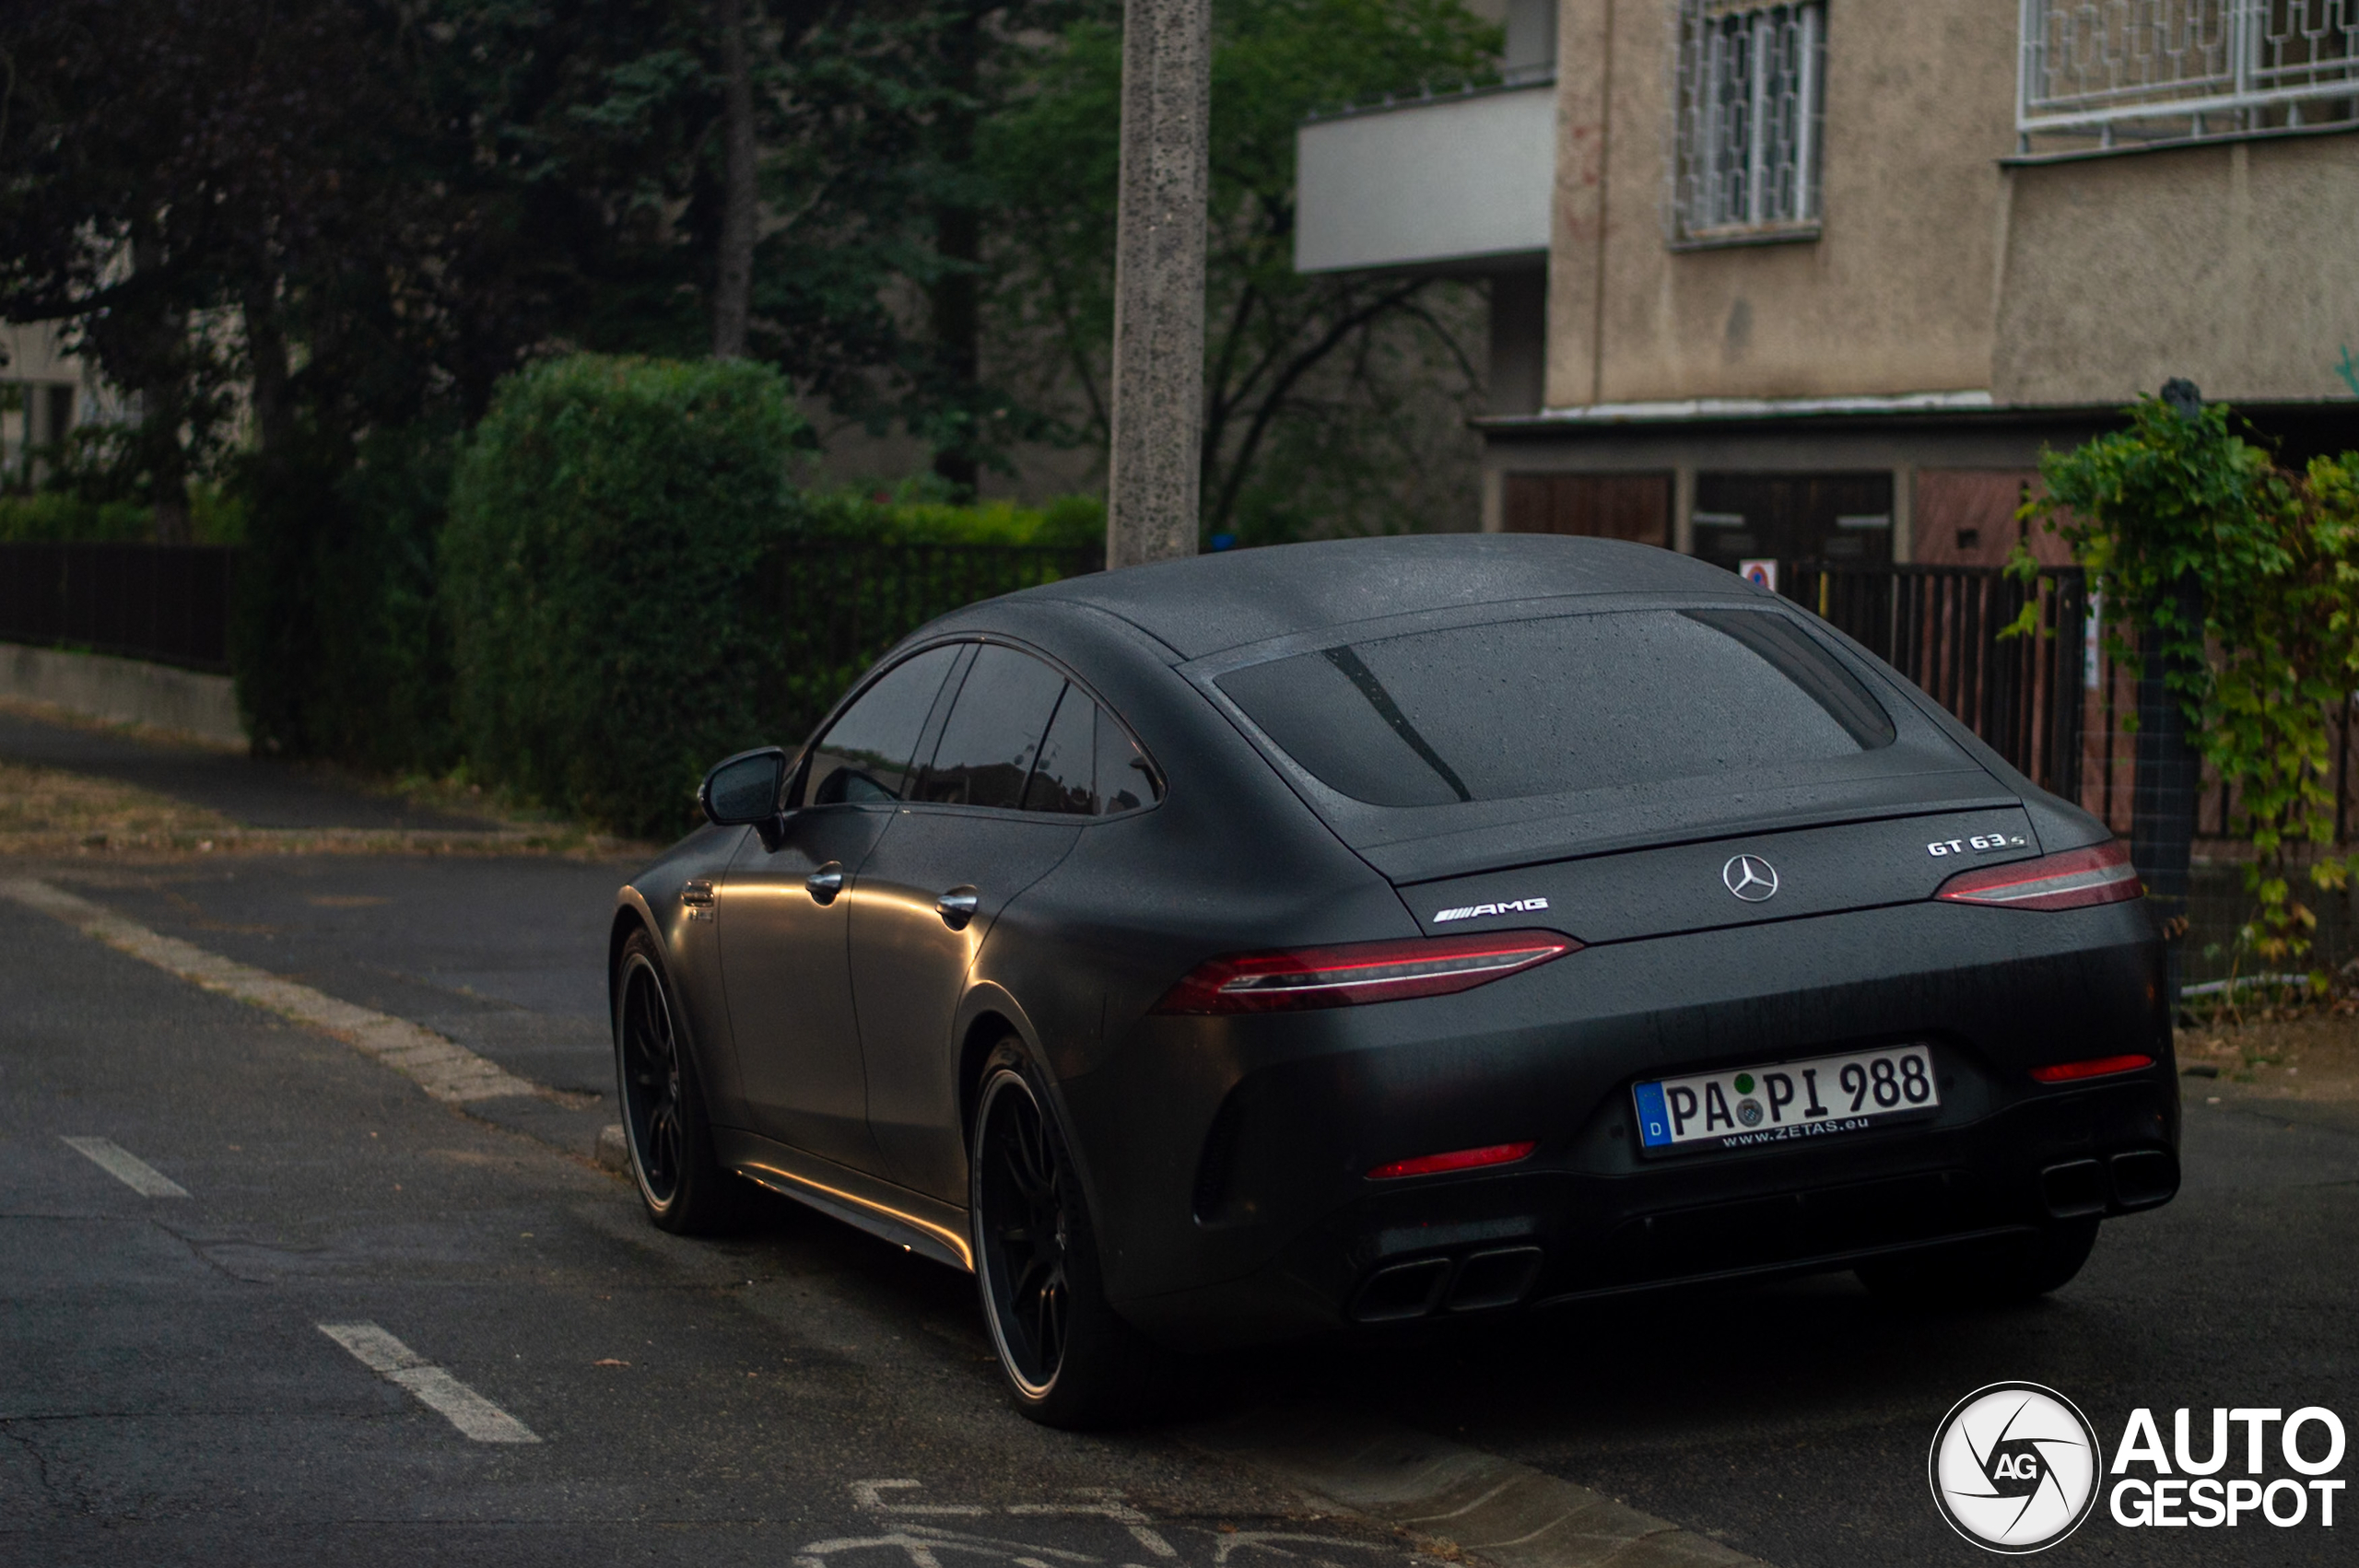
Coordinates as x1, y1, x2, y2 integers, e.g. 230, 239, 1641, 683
2108, 1147, 2179, 1210
2039, 1158, 2107, 1219
1350, 1258, 1451, 1323
1445, 1246, 1544, 1313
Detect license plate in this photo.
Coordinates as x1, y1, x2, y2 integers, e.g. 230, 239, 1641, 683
1633, 1044, 1939, 1154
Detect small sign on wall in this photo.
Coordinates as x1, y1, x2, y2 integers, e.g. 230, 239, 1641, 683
1738, 558, 1778, 591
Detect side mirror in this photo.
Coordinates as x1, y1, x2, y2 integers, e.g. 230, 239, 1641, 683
699, 747, 788, 827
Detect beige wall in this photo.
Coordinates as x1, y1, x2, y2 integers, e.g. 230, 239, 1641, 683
1993, 134, 2359, 407
1547, 0, 2018, 410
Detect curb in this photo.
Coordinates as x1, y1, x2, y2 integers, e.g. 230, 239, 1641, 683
1191, 1405, 1757, 1568
1, 875, 548, 1105
596, 1122, 629, 1172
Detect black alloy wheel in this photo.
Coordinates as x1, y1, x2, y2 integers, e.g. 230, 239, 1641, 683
613, 929, 748, 1234
617, 947, 685, 1204
975, 1062, 1071, 1394
969, 1042, 1165, 1427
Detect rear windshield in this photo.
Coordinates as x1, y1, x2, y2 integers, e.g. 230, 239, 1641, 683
1215, 609, 1895, 808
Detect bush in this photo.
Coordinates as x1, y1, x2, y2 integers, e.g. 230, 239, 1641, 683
230, 426, 452, 767
443, 355, 806, 838
0, 492, 153, 542
801, 486, 1102, 547
0, 483, 243, 544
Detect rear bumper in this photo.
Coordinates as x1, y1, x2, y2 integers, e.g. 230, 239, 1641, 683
1062, 898, 2174, 1347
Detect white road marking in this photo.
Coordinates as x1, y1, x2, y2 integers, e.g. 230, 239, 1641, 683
0, 878, 546, 1104
318, 1321, 540, 1444
60, 1135, 190, 1198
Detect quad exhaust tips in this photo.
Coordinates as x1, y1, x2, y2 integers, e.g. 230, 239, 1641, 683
1351, 1246, 1544, 1324
2040, 1147, 2179, 1219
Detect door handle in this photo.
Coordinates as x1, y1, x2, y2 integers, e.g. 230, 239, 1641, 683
935, 885, 980, 930
805, 861, 845, 904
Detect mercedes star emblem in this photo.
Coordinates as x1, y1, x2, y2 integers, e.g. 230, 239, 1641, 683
1723, 854, 1779, 902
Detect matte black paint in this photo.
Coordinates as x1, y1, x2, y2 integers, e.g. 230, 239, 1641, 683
615, 535, 2175, 1347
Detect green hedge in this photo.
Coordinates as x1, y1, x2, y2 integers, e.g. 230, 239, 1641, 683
800, 486, 1103, 546
443, 355, 806, 838
0, 486, 245, 544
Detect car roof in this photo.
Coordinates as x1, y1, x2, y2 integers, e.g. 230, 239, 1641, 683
1015, 533, 1749, 660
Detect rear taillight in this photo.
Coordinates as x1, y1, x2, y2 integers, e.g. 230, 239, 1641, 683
1935, 839, 2142, 911
2029, 1054, 2155, 1083
1153, 930, 1577, 1015
1367, 1141, 1537, 1181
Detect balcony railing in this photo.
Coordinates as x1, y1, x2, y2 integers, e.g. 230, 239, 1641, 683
2018, 0, 2359, 150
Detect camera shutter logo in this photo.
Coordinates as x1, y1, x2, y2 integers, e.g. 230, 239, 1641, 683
1930, 1383, 2101, 1553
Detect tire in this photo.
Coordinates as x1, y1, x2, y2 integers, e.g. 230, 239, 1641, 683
968, 1040, 1165, 1428
613, 928, 753, 1235
1857, 1218, 2100, 1309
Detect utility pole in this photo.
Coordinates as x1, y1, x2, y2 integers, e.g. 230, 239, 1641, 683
1105, 0, 1210, 568
710, 0, 757, 359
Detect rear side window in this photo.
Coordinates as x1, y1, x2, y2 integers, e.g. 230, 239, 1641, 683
1216, 608, 1895, 808
1017, 689, 1164, 816
911, 644, 1068, 808
1022, 686, 1097, 814
804, 644, 961, 805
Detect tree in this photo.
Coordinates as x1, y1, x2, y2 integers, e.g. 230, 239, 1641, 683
980, 0, 1499, 539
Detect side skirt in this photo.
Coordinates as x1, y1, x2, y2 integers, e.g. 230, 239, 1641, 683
713, 1128, 973, 1271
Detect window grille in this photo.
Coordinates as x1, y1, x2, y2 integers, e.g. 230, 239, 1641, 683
1669, 1, 1826, 244
2018, 0, 2359, 150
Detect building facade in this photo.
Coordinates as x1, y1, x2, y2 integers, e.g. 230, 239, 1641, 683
1, 323, 88, 488
1298, 0, 2359, 568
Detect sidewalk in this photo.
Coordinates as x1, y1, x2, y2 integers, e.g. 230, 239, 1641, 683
0, 705, 494, 831
2, 704, 644, 1157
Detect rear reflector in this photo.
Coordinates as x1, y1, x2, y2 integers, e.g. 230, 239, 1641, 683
2029, 1054, 2155, 1083
1936, 839, 2142, 911
1153, 930, 1576, 1015
1367, 1141, 1538, 1181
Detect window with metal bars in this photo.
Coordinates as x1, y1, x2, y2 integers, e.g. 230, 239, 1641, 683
1669, 1, 1826, 245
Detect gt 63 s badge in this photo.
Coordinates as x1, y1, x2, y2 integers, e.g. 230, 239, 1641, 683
1931, 1382, 2101, 1553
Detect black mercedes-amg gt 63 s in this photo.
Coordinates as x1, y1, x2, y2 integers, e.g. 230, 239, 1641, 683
608, 534, 2176, 1425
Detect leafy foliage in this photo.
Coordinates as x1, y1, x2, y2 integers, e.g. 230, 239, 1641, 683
443, 356, 806, 837
2017, 395, 2359, 965
980, 0, 1501, 540
800, 486, 1103, 545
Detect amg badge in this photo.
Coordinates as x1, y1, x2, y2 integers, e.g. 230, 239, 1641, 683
1434, 896, 1550, 924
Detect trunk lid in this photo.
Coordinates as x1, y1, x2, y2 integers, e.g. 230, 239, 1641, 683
1400, 804, 2041, 944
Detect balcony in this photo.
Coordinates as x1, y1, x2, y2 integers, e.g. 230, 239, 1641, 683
2018, 0, 2359, 153
1293, 81, 1556, 275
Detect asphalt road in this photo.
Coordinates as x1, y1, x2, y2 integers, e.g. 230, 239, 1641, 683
6, 845, 2354, 1566
0, 890, 1407, 1565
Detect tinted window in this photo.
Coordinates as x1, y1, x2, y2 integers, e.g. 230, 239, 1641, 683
805, 645, 960, 805
1216, 609, 1894, 808
1022, 685, 1098, 814
911, 644, 1067, 809
1093, 708, 1160, 813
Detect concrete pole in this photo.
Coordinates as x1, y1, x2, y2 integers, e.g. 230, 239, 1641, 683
1105, 0, 1211, 568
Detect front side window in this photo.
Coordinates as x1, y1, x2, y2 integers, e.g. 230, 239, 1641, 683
804, 644, 962, 805
1670, 0, 1825, 245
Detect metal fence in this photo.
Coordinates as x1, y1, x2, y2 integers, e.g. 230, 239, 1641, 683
2018, 0, 2359, 147
0, 542, 238, 673
1783, 561, 2089, 801
766, 540, 1103, 743
1784, 557, 2359, 982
